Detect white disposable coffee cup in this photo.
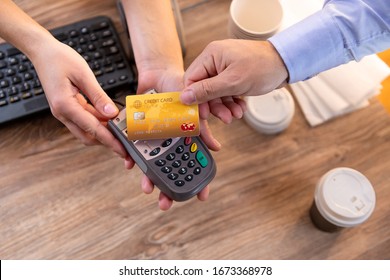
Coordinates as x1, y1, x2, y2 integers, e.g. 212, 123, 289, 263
228, 0, 283, 40
310, 167, 376, 232
243, 88, 294, 134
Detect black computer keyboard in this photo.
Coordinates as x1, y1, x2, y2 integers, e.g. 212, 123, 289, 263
0, 16, 136, 124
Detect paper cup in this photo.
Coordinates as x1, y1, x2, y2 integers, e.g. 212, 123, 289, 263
243, 88, 294, 134
310, 167, 376, 232
228, 0, 283, 40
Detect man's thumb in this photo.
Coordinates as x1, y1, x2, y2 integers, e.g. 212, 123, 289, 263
181, 77, 224, 105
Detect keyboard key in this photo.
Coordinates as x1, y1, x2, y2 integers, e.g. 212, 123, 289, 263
9, 57, 18, 65
21, 82, 30, 92
54, 32, 68, 41
69, 30, 78, 37
0, 80, 9, 88
102, 39, 115, 47
104, 66, 114, 73
6, 68, 16, 76
24, 72, 33, 80
91, 21, 109, 31
12, 76, 22, 84
18, 64, 28, 72
79, 37, 87, 44
80, 27, 89, 34
89, 33, 98, 41
93, 69, 103, 77
32, 79, 41, 88
8, 86, 18, 95
22, 92, 33, 99
33, 88, 44, 96
20, 55, 29, 62
102, 30, 112, 37
104, 46, 119, 56
6, 47, 20, 56
9, 96, 20, 103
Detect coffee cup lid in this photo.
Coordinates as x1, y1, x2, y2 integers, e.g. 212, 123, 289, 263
243, 88, 294, 134
315, 167, 376, 227
229, 0, 283, 37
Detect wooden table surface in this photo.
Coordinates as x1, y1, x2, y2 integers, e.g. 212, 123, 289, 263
1, 0, 389, 260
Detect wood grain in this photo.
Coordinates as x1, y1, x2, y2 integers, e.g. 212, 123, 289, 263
0, 0, 389, 260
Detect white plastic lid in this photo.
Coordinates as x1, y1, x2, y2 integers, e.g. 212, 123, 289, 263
230, 0, 283, 37
315, 167, 376, 227
243, 88, 294, 134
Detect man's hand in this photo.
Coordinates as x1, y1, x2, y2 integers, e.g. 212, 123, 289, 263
181, 40, 288, 123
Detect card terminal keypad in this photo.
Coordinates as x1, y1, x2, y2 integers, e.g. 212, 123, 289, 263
108, 106, 216, 201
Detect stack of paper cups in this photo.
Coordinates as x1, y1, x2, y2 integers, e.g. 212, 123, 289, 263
228, 0, 283, 40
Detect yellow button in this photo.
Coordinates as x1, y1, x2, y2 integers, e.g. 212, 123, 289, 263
190, 143, 198, 153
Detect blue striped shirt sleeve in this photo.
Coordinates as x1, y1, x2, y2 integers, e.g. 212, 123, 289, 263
268, 0, 390, 83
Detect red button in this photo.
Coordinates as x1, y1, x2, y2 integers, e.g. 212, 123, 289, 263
184, 137, 192, 146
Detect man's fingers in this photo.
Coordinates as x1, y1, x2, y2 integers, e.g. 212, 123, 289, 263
199, 119, 221, 151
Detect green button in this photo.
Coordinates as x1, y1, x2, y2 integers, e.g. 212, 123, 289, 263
196, 151, 208, 168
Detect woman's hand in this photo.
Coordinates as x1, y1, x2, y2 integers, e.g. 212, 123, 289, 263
30, 39, 134, 164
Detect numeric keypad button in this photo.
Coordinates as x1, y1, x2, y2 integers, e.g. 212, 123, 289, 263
185, 174, 194, 182
175, 145, 184, 154
188, 160, 196, 168
178, 167, 187, 175
166, 153, 175, 161
167, 173, 179, 180
194, 167, 201, 175
162, 138, 173, 147
161, 166, 172, 174
175, 180, 185, 187
149, 147, 161, 156
155, 159, 166, 166
181, 152, 190, 161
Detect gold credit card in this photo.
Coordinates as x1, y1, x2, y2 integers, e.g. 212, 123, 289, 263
125, 92, 200, 140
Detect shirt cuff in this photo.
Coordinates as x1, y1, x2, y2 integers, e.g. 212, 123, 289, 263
268, 10, 348, 83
